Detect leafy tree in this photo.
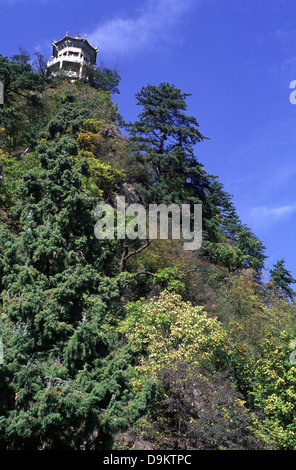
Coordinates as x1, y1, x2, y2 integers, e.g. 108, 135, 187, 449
206, 177, 240, 237
205, 223, 266, 278
121, 290, 230, 389
236, 335, 296, 450
206, 241, 243, 274
75, 117, 126, 188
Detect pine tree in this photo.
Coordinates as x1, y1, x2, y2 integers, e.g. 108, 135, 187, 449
269, 258, 296, 300
127, 82, 208, 203
126, 82, 231, 244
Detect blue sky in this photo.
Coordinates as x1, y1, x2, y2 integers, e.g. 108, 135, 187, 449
2, 0, 296, 279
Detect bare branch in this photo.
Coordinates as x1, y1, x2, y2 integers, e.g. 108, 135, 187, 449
118, 240, 152, 272
133, 270, 155, 278
177, 266, 198, 279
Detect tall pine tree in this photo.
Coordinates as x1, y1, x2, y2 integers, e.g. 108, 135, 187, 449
269, 258, 296, 300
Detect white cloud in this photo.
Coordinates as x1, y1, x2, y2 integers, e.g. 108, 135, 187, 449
87, 0, 196, 59
250, 203, 296, 223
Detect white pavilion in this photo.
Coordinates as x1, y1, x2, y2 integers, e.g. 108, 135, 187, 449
47, 32, 98, 79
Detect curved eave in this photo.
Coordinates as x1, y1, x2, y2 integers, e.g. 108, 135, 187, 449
52, 35, 98, 56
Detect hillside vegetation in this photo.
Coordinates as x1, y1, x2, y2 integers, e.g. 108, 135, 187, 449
1, 52, 296, 450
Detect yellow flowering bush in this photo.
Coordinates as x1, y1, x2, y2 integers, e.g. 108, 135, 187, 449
121, 290, 230, 388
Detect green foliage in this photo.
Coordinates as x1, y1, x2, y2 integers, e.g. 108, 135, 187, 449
0, 52, 295, 451
126, 82, 210, 208
206, 241, 243, 273
0, 54, 46, 152
121, 290, 230, 389
206, 225, 267, 275
0, 53, 45, 105
91, 66, 121, 95
235, 335, 296, 449
126, 82, 267, 274
0, 149, 39, 210
0, 83, 153, 449
153, 267, 186, 295
269, 258, 296, 300
234, 225, 267, 274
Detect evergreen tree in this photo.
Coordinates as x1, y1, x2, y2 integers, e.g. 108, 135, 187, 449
91, 66, 121, 95
0, 53, 45, 106
0, 54, 46, 152
126, 82, 229, 242
269, 258, 296, 300
235, 225, 267, 273
127, 82, 208, 203
0, 94, 155, 450
126, 82, 268, 270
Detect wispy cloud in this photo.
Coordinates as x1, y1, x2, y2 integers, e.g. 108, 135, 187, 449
250, 203, 296, 226
0, 0, 49, 5
87, 0, 196, 59
0, 0, 47, 4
